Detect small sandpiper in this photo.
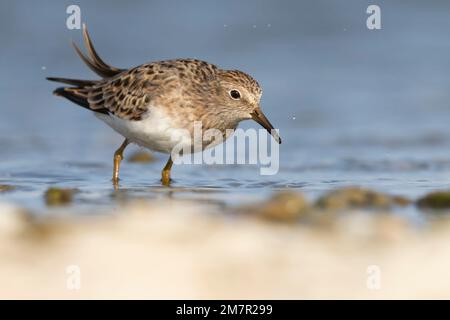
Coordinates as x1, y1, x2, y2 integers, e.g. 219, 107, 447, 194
47, 25, 281, 186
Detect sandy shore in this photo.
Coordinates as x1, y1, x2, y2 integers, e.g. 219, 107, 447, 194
1, 195, 450, 299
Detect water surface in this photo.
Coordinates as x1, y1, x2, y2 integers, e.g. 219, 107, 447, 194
1, 0, 450, 214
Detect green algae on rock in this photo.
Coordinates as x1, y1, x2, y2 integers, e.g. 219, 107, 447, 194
417, 191, 450, 210
316, 187, 411, 210
44, 187, 78, 206
0, 185, 16, 192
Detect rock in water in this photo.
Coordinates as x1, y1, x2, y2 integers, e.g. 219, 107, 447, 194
246, 191, 310, 223
128, 151, 155, 163
44, 187, 77, 206
417, 191, 450, 210
316, 187, 410, 210
0, 185, 16, 192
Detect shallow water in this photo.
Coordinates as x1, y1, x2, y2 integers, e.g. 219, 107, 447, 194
1, 1, 450, 214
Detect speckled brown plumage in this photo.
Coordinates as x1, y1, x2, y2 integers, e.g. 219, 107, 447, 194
85, 59, 220, 121
47, 24, 280, 186
52, 59, 263, 125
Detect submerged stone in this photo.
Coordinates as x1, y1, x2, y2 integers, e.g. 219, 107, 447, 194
392, 195, 412, 207
417, 191, 450, 210
45, 187, 77, 206
246, 191, 309, 223
316, 187, 410, 210
0, 185, 16, 192
128, 151, 155, 163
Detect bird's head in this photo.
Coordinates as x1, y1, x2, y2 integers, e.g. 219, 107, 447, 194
217, 69, 281, 144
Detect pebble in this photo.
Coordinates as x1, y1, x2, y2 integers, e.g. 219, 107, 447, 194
316, 187, 411, 210
45, 187, 77, 206
417, 191, 450, 210
127, 151, 155, 163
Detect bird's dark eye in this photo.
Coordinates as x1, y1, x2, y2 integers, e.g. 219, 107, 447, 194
229, 89, 241, 100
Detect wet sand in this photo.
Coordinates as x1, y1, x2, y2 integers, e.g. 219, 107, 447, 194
1, 192, 450, 299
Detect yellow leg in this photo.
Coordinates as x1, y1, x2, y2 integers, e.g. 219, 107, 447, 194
112, 139, 129, 185
161, 156, 173, 186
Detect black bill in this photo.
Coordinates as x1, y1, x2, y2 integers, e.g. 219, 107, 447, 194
250, 109, 282, 144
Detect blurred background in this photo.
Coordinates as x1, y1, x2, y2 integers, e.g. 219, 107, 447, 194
1, 0, 450, 210
1, 0, 450, 299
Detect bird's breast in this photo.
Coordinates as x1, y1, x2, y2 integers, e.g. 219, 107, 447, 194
96, 107, 191, 154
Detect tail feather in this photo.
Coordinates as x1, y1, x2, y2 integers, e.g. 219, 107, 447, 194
53, 87, 89, 108
81, 24, 124, 76
46, 77, 96, 86
47, 24, 122, 115
72, 24, 124, 78
52, 87, 109, 115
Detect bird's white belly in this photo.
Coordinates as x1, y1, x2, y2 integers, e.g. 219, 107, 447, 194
95, 108, 192, 154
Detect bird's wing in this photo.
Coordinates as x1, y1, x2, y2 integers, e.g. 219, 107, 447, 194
86, 64, 180, 120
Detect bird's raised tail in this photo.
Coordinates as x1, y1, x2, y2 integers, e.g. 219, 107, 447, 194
46, 77, 96, 87
72, 24, 125, 78
47, 24, 120, 114
47, 77, 109, 115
